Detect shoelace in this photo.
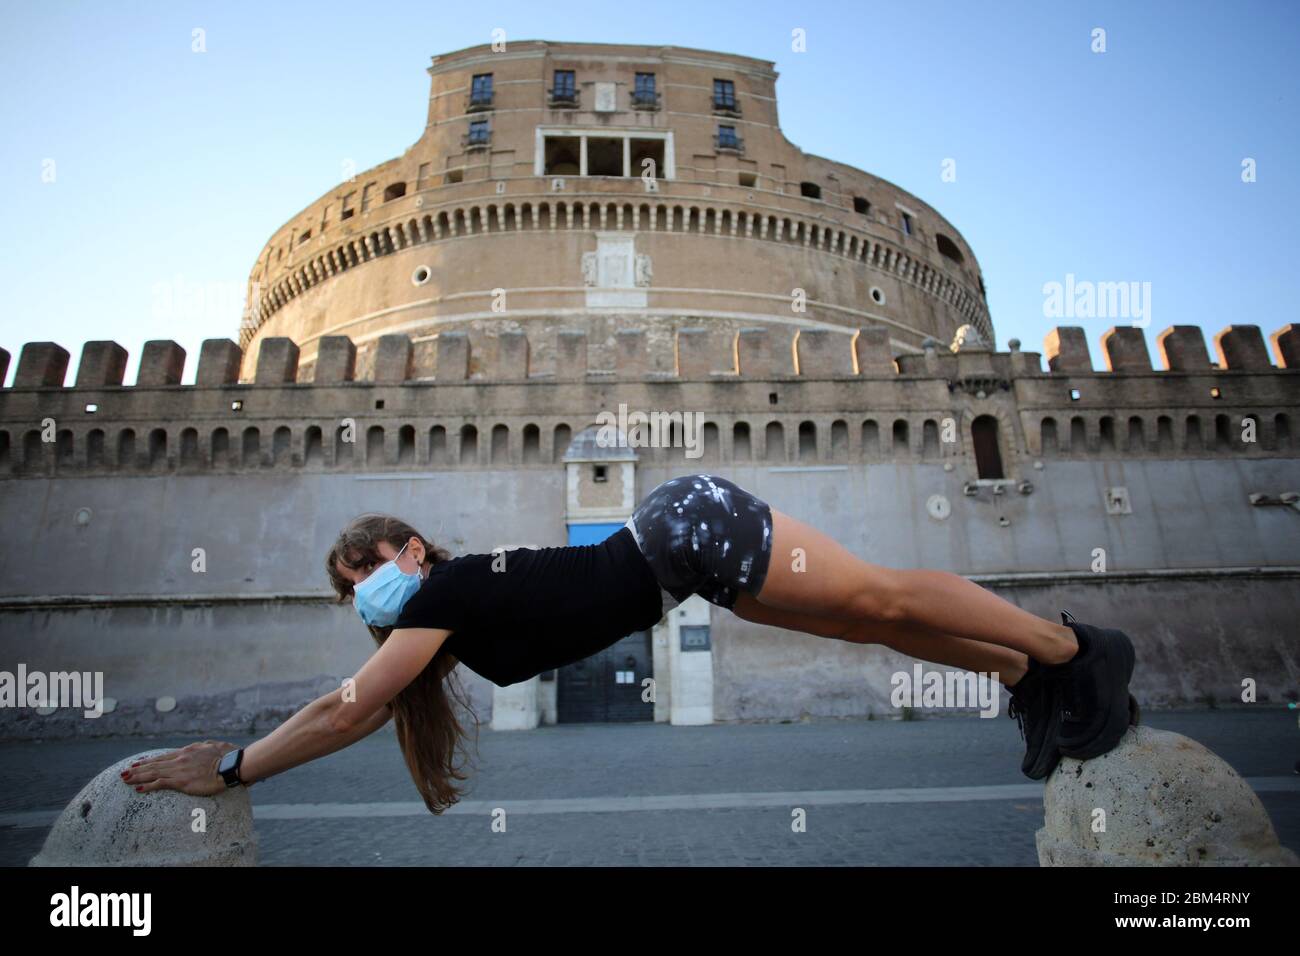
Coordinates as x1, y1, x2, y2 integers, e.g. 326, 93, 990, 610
1007, 695, 1027, 741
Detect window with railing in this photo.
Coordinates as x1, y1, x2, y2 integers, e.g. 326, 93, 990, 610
716, 124, 741, 151
469, 73, 493, 111
549, 69, 577, 106
713, 78, 739, 113
632, 72, 659, 109
466, 119, 490, 147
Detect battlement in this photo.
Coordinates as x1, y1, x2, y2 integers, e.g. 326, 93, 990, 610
0, 322, 1295, 478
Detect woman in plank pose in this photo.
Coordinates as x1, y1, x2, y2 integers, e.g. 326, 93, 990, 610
121, 473, 1136, 808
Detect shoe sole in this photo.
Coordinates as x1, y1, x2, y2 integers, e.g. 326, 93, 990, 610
1059, 627, 1136, 759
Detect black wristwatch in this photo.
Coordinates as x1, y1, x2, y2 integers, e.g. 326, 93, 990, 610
217, 747, 246, 787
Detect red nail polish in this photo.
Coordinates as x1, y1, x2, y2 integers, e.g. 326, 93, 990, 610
135, 786, 143, 792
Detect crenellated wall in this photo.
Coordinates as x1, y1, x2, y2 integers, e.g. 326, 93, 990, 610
1, 319, 1297, 736
0, 322, 1296, 480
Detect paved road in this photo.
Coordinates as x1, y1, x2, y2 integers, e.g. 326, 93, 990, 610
2, 709, 1296, 866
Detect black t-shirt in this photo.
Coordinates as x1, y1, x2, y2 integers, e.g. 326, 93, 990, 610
391, 526, 665, 686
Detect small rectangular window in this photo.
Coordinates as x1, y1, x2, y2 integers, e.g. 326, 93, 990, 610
713, 78, 736, 110
470, 73, 493, 105
467, 119, 489, 145
360, 182, 376, 214
593, 464, 608, 482
901, 211, 913, 235
553, 70, 575, 96
633, 72, 657, 108
717, 125, 739, 149
853, 196, 870, 215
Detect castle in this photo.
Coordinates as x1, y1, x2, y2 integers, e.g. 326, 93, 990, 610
1, 41, 1297, 733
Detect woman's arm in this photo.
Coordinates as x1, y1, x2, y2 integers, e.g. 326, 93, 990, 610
122, 627, 451, 796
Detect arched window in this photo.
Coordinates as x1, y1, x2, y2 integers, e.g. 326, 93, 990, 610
936, 234, 964, 264
971, 415, 1004, 479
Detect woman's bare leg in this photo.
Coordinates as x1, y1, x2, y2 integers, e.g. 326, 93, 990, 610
754, 509, 1077, 667
731, 591, 1032, 686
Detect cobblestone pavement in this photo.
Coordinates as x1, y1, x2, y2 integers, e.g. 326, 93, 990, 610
1, 709, 1296, 866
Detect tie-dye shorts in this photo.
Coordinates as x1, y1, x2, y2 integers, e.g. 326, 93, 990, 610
624, 473, 774, 611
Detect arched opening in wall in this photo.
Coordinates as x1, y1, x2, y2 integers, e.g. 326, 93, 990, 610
116, 429, 137, 469
1275, 413, 1291, 450
1156, 416, 1173, 451
831, 419, 849, 459
56, 429, 75, 466
764, 421, 785, 462
304, 426, 323, 466
148, 428, 167, 469
180, 428, 199, 466
687, 208, 701, 233
459, 425, 478, 464
552, 423, 571, 462
1069, 416, 1086, 453
800, 181, 821, 199
398, 425, 416, 464
366, 426, 385, 465
1185, 415, 1203, 451
970, 415, 1004, 479
383, 182, 407, 202
502, 204, 517, 230
211, 428, 229, 468
0, 430, 9, 471
428, 425, 447, 464
522, 423, 540, 464
491, 424, 509, 463
892, 419, 910, 455
87, 428, 105, 468
273, 426, 292, 465
1126, 416, 1145, 452
702, 421, 720, 460
333, 424, 353, 467
921, 419, 940, 459
241, 428, 260, 468
1098, 416, 1116, 452
853, 196, 871, 215
23, 429, 44, 473
704, 208, 718, 234
1041, 417, 1059, 455
798, 420, 816, 459
720, 209, 733, 235
655, 205, 668, 231
861, 419, 880, 457
733, 421, 751, 460
622, 203, 635, 229
936, 234, 964, 264
1214, 414, 1232, 451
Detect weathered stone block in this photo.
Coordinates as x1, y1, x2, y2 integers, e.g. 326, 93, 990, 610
1270, 323, 1299, 369
138, 341, 187, 386
796, 329, 854, 377
1156, 325, 1211, 371
76, 341, 129, 387
496, 330, 529, 380
616, 328, 647, 377
1101, 326, 1151, 371
1036, 725, 1298, 867
555, 329, 587, 381
854, 326, 895, 375
313, 336, 357, 383
253, 337, 298, 384
736, 327, 777, 377
196, 339, 243, 386
675, 327, 717, 377
15, 342, 70, 387
436, 331, 469, 381
1215, 325, 1273, 370
30, 749, 257, 866
373, 334, 413, 383
1044, 326, 1091, 372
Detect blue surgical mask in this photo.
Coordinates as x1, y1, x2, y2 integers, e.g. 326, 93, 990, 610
353, 541, 426, 627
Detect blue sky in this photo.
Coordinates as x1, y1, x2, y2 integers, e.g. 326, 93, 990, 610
1, 0, 1295, 384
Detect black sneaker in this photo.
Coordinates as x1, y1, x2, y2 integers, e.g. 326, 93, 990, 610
1051, 610, 1137, 760
1007, 657, 1063, 780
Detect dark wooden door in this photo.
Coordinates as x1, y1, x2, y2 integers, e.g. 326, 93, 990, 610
557, 629, 654, 723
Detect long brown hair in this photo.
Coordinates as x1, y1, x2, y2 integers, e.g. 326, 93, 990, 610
324, 513, 480, 814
